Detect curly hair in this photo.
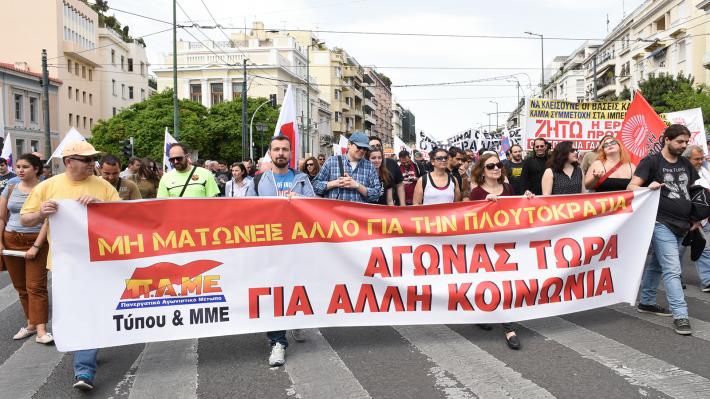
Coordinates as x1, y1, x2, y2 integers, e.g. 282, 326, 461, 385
471, 153, 506, 185
547, 141, 578, 172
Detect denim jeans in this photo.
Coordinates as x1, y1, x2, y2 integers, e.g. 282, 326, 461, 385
267, 330, 287, 348
640, 223, 688, 319
73, 349, 98, 379
680, 223, 710, 288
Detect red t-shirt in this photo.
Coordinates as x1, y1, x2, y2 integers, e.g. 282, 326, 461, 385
469, 183, 514, 201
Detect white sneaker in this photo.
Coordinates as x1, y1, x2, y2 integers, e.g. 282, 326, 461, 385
290, 329, 306, 343
12, 327, 37, 340
268, 343, 286, 366
36, 333, 54, 344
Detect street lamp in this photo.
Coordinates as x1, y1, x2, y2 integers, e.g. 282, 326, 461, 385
256, 123, 268, 158
524, 31, 544, 90
306, 40, 325, 156
249, 99, 272, 160
489, 100, 499, 130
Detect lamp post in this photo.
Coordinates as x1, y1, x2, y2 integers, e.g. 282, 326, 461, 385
305, 40, 325, 156
524, 31, 544, 90
249, 99, 272, 160
489, 100, 499, 130
256, 123, 268, 158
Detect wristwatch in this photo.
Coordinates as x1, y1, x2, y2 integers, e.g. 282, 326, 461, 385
355, 182, 360, 189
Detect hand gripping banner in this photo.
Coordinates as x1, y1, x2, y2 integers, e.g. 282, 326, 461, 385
49, 190, 660, 351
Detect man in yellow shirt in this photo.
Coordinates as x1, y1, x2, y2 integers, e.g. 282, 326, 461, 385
157, 143, 219, 198
21, 140, 119, 392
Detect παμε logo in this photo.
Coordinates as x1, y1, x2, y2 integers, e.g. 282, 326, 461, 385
116, 260, 226, 310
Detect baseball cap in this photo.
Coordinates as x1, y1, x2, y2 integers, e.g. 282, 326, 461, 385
61, 140, 100, 157
348, 132, 370, 148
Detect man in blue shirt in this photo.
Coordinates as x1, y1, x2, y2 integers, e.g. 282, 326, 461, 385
313, 132, 380, 203
246, 135, 314, 367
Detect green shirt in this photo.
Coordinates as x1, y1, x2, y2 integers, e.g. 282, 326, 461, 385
157, 166, 219, 198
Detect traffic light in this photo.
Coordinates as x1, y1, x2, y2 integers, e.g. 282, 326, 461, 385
120, 138, 133, 158
269, 94, 277, 107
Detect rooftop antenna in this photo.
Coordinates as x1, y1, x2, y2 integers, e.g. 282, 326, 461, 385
606, 14, 610, 32
622, 0, 626, 19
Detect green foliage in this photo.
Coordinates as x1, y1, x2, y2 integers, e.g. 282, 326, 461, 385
619, 86, 631, 101
638, 72, 710, 130
89, 90, 281, 164
376, 72, 392, 90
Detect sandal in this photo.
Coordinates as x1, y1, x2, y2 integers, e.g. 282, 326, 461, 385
13, 327, 37, 340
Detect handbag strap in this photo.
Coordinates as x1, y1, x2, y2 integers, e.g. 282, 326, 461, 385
594, 162, 623, 190
179, 166, 198, 198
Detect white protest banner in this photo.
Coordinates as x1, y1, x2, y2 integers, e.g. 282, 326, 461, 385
447, 129, 500, 152
523, 98, 629, 151
50, 190, 658, 351
163, 127, 178, 173
662, 108, 708, 155
416, 131, 439, 153
393, 135, 409, 154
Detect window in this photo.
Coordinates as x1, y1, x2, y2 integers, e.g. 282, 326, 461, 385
120, 55, 124, 70
654, 16, 666, 32
677, 40, 686, 62
112, 79, 116, 95
335, 67, 342, 78
76, 114, 79, 126
68, 86, 72, 99
190, 84, 202, 102
82, 66, 86, 78
14, 94, 23, 121
111, 49, 115, 64
89, 93, 93, 105
112, 107, 116, 116
141, 88, 145, 101
90, 118, 93, 128
88, 68, 92, 81
29, 97, 38, 123
140, 62, 145, 76
121, 84, 125, 99
334, 111, 341, 122
345, 97, 353, 107
75, 63, 79, 76
128, 86, 134, 99
210, 82, 223, 104
82, 91, 86, 103
232, 82, 243, 99
75, 88, 79, 101
69, 113, 73, 126
68, 59, 72, 72
83, 116, 86, 129
15, 139, 25, 154
128, 58, 133, 72
30, 140, 39, 153
334, 89, 341, 100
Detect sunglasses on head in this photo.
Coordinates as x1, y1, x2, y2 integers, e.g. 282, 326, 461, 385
168, 156, 185, 163
484, 162, 503, 170
69, 156, 95, 163
602, 140, 618, 148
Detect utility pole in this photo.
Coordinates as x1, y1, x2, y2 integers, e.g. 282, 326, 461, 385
41, 49, 51, 160
524, 32, 544, 90
306, 46, 311, 156
242, 59, 248, 161
593, 54, 598, 101
172, 0, 180, 139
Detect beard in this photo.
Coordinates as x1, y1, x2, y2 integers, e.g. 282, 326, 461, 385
273, 157, 289, 168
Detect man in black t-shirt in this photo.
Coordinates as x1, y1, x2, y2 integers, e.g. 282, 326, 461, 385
520, 138, 549, 195
503, 144, 525, 195
628, 124, 699, 336
447, 147, 464, 189
213, 160, 232, 197
369, 136, 405, 205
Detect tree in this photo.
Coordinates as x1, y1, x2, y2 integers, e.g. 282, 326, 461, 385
638, 72, 695, 113
375, 72, 392, 90
203, 97, 280, 161
619, 86, 631, 101
90, 89, 209, 164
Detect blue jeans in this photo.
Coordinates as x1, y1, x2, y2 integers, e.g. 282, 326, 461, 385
267, 330, 287, 348
678, 223, 710, 288
640, 223, 688, 319
73, 349, 98, 380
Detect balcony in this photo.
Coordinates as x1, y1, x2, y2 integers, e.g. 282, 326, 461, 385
363, 97, 375, 112
62, 42, 100, 67
365, 111, 376, 125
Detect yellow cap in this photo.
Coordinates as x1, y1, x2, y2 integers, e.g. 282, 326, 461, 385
61, 140, 100, 157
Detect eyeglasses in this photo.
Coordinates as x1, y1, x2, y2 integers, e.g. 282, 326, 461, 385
534, 145, 547, 149
484, 162, 504, 170
306, 163, 315, 167
570, 148, 579, 153
602, 140, 618, 148
168, 156, 185, 163
434, 156, 448, 162
68, 156, 95, 164
370, 143, 383, 149
352, 144, 369, 151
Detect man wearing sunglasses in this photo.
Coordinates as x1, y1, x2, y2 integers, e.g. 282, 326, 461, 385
20, 140, 120, 392
313, 132, 380, 203
157, 143, 219, 198
521, 138, 550, 195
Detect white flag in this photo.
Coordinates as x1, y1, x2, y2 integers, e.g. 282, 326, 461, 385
1, 132, 12, 171
163, 127, 179, 173
50, 128, 86, 161
393, 135, 409, 154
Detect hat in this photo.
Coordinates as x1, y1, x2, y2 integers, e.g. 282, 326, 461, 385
61, 140, 100, 157
348, 132, 370, 148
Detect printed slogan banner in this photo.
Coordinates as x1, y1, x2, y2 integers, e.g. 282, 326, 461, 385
523, 98, 630, 151
50, 190, 659, 351
446, 129, 519, 153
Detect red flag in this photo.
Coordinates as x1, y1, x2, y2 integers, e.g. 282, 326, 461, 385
617, 92, 666, 165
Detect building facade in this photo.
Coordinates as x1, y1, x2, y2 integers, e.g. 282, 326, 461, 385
0, 0, 153, 138
392, 101, 404, 142
0, 63, 61, 157
364, 68, 393, 145
154, 22, 323, 157
543, 42, 600, 102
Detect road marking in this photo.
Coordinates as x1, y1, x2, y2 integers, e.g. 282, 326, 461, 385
108, 345, 145, 399
610, 304, 710, 342
521, 317, 710, 399
0, 283, 19, 314
128, 339, 198, 399
285, 329, 371, 399
395, 325, 554, 399
0, 338, 65, 398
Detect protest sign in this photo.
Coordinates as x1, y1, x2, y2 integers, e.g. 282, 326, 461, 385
416, 131, 439, 154
523, 98, 629, 151
50, 190, 658, 351
662, 108, 708, 156
446, 129, 501, 152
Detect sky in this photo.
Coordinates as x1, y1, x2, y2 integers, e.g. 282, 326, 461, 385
105, 0, 646, 141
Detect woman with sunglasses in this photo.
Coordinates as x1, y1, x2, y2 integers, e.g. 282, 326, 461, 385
413, 148, 462, 205
468, 152, 532, 349
0, 154, 52, 344
541, 141, 585, 195
368, 148, 394, 205
584, 135, 635, 192
300, 156, 321, 184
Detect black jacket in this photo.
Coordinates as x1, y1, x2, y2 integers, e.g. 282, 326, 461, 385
521, 155, 548, 195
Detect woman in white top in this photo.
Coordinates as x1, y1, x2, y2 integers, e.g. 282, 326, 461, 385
225, 162, 250, 198
413, 148, 461, 205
